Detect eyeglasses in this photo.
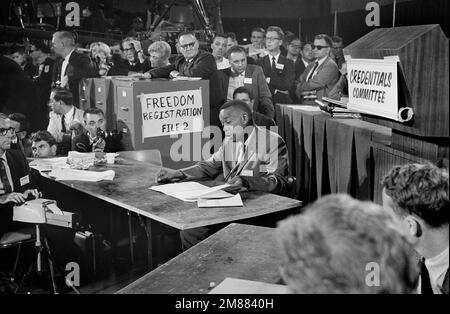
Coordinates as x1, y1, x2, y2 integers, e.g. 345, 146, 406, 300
179, 42, 196, 50
265, 37, 280, 42
0, 127, 15, 136
123, 47, 135, 53
312, 45, 330, 50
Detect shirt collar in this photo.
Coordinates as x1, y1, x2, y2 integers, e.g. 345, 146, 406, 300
269, 52, 281, 64
64, 106, 75, 119
1, 152, 6, 161
64, 49, 75, 62
316, 55, 328, 66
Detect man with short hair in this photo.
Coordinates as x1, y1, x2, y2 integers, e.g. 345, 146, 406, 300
217, 45, 274, 119
331, 35, 345, 70
11, 45, 36, 79
7, 113, 32, 157
47, 87, 84, 155
72, 107, 122, 153
277, 194, 420, 294
382, 163, 449, 294
30, 41, 54, 130
122, 37, 152, 74
51, 31, 95, 108
226, 32, 239, 51
0, 115, 40, 233
147, 31, 222, 127
296, 34, 339, 101
30, 130, 57, 158
232, 86, 275, 129
211, 33, 230, 70
245, 27, 268, 60
256, 26, 295, 104
157, 100, 289, 248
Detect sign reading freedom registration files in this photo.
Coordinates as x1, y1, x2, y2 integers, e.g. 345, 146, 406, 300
139, 89, 203, 138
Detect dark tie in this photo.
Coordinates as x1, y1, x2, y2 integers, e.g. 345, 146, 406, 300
271, 56, 277, 73
0, 158, 12, 193
420, 257, 434, 294
61, 115, 67, 133
306, 61, 319, 81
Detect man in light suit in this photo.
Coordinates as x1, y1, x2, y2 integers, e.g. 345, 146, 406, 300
156, 100, 289, 248
217, 46, 274, 119
296, 34, 339, 102
47, 88, 85, 155
51, 31, 95, 108
255, 26, 295, 104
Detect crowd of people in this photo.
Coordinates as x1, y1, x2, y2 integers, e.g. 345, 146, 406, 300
0, 24, 447, 295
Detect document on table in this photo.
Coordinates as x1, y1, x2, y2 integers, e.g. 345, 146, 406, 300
288, 105, 322, 111
197, 193, 243, 208
209, 278, 289, 294
49, 169, 115, 182
29, 157, 69, 172
150, 182, 235, 202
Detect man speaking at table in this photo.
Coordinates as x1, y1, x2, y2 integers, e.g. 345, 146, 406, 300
156, 100, 290, 248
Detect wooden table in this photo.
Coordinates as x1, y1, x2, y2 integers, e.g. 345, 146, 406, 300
38, 157, 302, 269
117, 223, 282, 294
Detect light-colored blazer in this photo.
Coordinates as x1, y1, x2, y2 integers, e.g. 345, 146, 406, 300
180, 126, 289, 195
296, 56, 339, 100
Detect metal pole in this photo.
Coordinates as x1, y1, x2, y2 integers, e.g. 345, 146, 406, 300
334, 10, 338, 36
298, 17, 302, 40
393, 0, 397, 28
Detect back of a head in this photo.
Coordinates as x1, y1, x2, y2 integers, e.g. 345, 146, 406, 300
382, 163, 449, 229
276, 194, 419, 294
54, 31, 75, 48
8, 112, 29, 132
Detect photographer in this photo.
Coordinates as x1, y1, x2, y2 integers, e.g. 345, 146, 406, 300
89, 42, 128, 77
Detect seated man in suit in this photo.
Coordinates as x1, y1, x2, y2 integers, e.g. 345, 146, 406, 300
157, 100, 289, 247
217, 45, 274, 120
232, 86, 276, 130
296, 34, 339, 102
382, 163, 449, 294
51, 31, 96, 108
121, 37, 152, 74
47, 87, 85, 155
0, 115, 40, 233
30, 131, 58, 158
277, 194, 419, 293
72, 107, 122, 153
255, 26, 295, 104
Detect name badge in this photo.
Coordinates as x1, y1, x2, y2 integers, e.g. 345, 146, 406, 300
276, 63, 285, 70
240, 169, 253, 177
44, 65, 50, 73
20, 175, 30, 186
266, 77, 271, 84
244, 77, 252, 84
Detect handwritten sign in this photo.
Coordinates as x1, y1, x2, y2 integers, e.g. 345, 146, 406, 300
140, 89, 203, 138
346, 56, 399, 121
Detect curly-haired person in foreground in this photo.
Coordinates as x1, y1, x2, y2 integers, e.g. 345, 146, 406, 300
276, 194, 419, 294
382, 163, 449, 294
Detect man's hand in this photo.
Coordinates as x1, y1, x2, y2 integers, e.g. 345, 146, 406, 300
224, 176, 246, 194
169, 71, 179, 79
156, 169, 185, 183
23, 189, 41, 200
0, 192, 27, 205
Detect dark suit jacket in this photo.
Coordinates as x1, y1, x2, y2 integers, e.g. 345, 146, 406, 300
255, 55, 295, 94
52, 50, 96, 108
217, 65, 274, 119
296, 56, 339, 100
290, 58, 308, 103
149, 50, 222, 127
33, 57, 55, 130
72, 131, 123, 153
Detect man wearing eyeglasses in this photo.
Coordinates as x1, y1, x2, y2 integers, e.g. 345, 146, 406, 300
296, 34, 339, 102
0, 115, 40, 230
122, 37, 152, 75
255, 26, 295, 105
146, 31, 222, 127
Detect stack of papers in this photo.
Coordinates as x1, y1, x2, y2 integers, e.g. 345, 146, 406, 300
150, 182, 243, 207
49, 168, 115, 182
209, 278, 289, 294
29, 157, 70, 172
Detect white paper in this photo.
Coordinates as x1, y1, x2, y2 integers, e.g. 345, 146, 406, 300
209, 278, 289, 294
150, 182, 232, 202
49, 169, 115, 182
288, 105, 321, 111
172, 76, 202, 81
198, 193, 243, 208
29, 157, 70, 172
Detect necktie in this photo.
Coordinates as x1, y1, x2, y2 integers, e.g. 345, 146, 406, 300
61, 114, 67, 133
420, 257, 434, 294
306, 61, 319, 81
0, 159, 12, 193
271, 56, 277, 73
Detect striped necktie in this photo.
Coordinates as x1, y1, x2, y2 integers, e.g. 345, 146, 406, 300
0, 158, 12, 193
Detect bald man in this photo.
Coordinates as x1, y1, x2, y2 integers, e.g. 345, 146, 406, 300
51, 31, 95, 108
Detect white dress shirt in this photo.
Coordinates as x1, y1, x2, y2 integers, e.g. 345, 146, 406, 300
60, 49, 75, 87
227, 71, 245, 101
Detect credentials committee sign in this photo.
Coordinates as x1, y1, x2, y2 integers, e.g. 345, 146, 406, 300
139, 89, 204, 138
346, 56, 400, 121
